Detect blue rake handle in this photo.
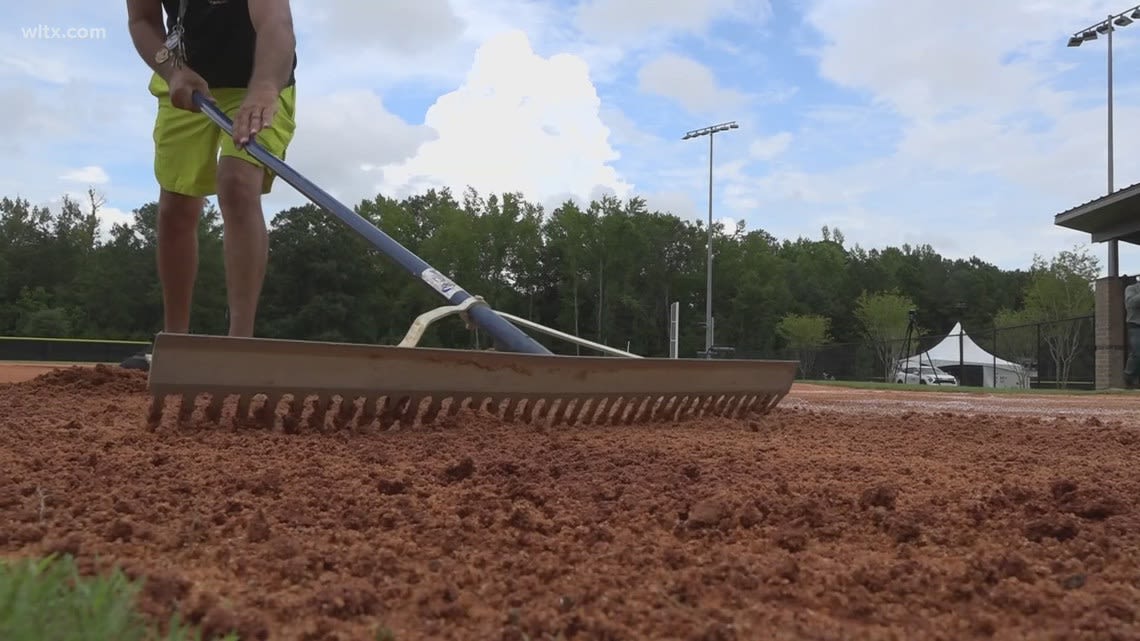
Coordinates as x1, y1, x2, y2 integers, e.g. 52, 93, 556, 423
192, 91, 551, 355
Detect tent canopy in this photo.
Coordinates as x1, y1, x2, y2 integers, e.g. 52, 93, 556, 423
901, 322, 1021, 370
897, 321, 1028, 388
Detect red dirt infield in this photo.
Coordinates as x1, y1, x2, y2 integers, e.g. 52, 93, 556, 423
1, 363, 1137, 640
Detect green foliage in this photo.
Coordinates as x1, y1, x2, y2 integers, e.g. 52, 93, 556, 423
777, 314, 831, 348
1019, 246, 1099, 387
993, 307, 1038, 382
1024, 246, 1098, 322
777, 313, 831, 377
854, 290, 918, 380
0, 187, 1088, 370
19, 308, 72, 337
0, 554, 236, 641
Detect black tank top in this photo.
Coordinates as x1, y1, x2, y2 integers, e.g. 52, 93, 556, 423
160, 0, 296, 89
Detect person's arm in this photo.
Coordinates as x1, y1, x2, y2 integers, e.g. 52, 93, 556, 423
125, 0, 175, 81
247, 0, 296, 94
1127, 284, 1140, 310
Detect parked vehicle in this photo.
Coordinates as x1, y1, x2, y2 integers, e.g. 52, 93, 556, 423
894, 364, 958, 386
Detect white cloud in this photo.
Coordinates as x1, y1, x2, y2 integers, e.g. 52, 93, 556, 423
642, 189, 700, 219
783, 0, 1140, 274
378, 29, 630, 205
297, 0, 465, 56
749, 132, 793, 160
291, 0, 567, 90
637, 53, 751, 114
61, 165, 109, 184
96, 206, 133, 237
800, 0, 1140, 204
263, 90, 436, 212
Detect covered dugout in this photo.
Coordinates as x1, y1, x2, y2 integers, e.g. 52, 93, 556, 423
898, 322, 1029, 389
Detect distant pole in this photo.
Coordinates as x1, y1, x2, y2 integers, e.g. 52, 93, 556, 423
707, 132, 714, 354
682, 121, 739, 357
669, 301, 679, 359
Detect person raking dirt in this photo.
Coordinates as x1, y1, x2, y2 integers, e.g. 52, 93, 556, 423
125, 0, 298, 342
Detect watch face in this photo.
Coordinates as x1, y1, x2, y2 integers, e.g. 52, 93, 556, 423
155, 47, 170, 64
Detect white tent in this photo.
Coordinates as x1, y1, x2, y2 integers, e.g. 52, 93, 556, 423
896, 322, 1029, 388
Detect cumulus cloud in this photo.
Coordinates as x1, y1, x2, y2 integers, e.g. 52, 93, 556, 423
802, 0, 1140, 204
378, 29, 630, 205
95, 205, 134, 238
637, 53, 751, 115
61, 166, 109, 184
777, 0, 1140, 273
298, 0, 466, 55
263, 90, 436, 212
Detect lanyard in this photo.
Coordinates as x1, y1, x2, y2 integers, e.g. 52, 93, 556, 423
156, 0, 188, 67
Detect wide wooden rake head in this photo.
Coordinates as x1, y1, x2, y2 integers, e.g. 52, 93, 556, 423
145, 333, 797, 432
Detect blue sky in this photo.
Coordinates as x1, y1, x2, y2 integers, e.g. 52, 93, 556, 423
5, 0, 1140, 276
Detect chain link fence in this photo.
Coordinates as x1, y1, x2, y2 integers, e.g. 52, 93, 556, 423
735, 315, 1097, 390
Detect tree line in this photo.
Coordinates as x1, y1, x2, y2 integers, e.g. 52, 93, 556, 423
0, 188, 1098, 381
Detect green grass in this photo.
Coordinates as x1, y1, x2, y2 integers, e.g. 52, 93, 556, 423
797, 378, 1128, 395
0, 554, 236, 641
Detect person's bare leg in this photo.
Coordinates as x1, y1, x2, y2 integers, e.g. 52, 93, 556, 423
216, 156, 269, 337
156, 189, 204, 333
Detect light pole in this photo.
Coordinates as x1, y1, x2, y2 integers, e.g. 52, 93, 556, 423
682, 121, 738, 357
1067, 5, 1140, 278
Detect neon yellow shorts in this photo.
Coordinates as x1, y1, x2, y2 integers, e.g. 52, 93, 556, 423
148, 72, 296, 197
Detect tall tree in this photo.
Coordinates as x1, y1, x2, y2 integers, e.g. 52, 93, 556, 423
776, 313, 831, 377
854, 290, 919, 381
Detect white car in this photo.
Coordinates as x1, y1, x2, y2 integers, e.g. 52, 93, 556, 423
894, 364, 958, 386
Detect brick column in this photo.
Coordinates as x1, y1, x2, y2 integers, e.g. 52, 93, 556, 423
1095, 276, 1126, 389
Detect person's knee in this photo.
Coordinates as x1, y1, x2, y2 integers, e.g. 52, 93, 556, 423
216, 157, 266, 216
158, 190, 204, 234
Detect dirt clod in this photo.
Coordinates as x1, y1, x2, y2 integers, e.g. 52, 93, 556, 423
377, 478, 409, 495
859, 484, 899, 510
688, 498, 727, 528
247, 509, 271, 543
106, 519, 134, 542
1024, 518, 1080, 542
442, 457, 475, 483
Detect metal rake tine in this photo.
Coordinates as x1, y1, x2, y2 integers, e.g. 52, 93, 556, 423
421, 396, 444, 424
204, 391, 225, 422
257, 392, 282, 427
399, 395, 421, 427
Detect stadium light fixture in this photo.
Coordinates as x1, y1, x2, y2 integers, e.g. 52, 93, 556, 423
1065, 4, 1140, 277
681, 121, 739, 357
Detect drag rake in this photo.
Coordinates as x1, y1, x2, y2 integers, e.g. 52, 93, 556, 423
144, 93, 798, 431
